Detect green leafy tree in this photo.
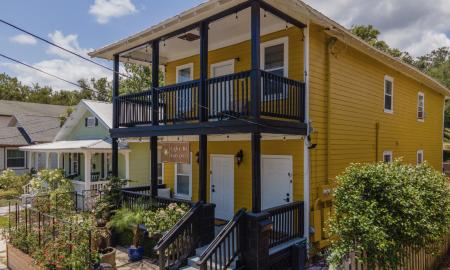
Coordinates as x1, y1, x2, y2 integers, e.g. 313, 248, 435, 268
328, 161, 450, 269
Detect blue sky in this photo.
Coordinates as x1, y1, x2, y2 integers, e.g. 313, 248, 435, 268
1, 0, 449, 90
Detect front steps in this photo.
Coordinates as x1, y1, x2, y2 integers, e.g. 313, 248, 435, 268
181, 245, 235, 270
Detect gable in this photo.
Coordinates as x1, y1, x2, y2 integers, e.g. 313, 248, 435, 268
66, 110, 109, 140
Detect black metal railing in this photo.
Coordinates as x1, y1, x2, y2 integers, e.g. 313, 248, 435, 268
115, 69, 305, 127
261, 70, 305, 121
154, 202, 204, 269
197, 209, 246, 270
159, 80, 200, 124
120, 186, 193, 210
207, 70, 251, 120
115, 90, 153, 127
266, 201, 304, 248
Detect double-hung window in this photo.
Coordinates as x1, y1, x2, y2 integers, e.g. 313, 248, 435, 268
176, 63, 194, 117
417, 92, 425, 121
71, 153, 79, 175
6, 149, 25, 168
174, 154, 192, 199
384, 76, 394, 113
261, 37, 289, 100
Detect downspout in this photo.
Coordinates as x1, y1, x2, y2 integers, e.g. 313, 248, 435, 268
303, 20, 311, 245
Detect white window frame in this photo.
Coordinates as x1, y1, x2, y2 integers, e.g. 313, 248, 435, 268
261, 37, 289, 101
5, 148, 26, 169
417, 150, 424, 165
156, 148, 164, 185
417, 92, 425, 122
174, 152, 192, 200
71, 153, 79, 174
86, 116, 96, 128
383, 151, 393, 163
384, 75, 394, 114
176, 63, 194, 83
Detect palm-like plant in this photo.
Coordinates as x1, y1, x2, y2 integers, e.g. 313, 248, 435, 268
107, 208, 144, 248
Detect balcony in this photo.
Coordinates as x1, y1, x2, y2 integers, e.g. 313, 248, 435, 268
113, 69, 305, 136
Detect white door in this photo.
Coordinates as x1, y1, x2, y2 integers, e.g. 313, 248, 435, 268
210, 155, 234, 220
262, 155, 293, 210
210, 60, 235, 116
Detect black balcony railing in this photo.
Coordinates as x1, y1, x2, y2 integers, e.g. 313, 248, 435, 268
114, 69, 305, 127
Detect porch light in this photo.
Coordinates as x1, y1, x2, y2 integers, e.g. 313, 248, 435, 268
235, 150, 243, 166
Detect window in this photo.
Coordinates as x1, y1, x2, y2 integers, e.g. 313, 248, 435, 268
384, 76, 394, 113
6, 149, 25, 168
174, 154, 192, 199
157, 163, 164, 185
417, 150, 424, 164
176, 63, 193, 116
261, 37, 289, 99
86, 117, 97, 128
71, 153, 79, 174
417, 92, 425, 121
383, 151, 393, 163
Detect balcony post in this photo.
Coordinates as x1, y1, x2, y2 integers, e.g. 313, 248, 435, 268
251, 0, 261, 120
199, 21, 209, 203
251, 132, 262, 213
112, 54, 120, 178
84, 151, 91, 190
151, 40, 160, 198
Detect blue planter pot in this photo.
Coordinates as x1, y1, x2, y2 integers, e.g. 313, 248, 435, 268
127, 246, 144, 262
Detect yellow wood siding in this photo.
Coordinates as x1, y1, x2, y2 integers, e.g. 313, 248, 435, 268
159, 22, 444, 211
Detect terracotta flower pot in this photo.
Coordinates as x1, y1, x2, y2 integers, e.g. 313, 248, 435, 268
100, 247, 117, 269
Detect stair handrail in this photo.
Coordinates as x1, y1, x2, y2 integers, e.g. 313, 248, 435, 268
154, 200, 202, 250
197, 208, 247, 269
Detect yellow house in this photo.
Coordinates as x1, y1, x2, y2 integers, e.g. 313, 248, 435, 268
89, 0, 449, 268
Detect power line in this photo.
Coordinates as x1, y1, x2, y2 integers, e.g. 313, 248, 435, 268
0, 19, 130, 78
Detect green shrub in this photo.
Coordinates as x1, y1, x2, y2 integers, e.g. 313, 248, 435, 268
0, 169, 30, 194
328, 160, 450, 269
143, 203, 189, 237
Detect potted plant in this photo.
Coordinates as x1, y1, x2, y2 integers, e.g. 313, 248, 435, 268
107, 208, 145, 262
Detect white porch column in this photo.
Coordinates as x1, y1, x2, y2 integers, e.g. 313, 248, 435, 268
84, 152, 91, 190
45, 152, 50, 169
124, 151, 130, 180
58, 153, 63, 169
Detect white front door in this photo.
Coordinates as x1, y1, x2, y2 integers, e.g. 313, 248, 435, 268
210, 155, 234, 220
262, 155, 293, 210
210, 60, 235, 116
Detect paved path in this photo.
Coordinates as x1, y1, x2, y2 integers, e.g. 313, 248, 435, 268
115, 246, 158, 270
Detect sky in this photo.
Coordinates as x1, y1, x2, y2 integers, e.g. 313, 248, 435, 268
0, 0, 449, 91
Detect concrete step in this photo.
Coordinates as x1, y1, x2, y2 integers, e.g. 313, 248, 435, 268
187, 254, 235, 270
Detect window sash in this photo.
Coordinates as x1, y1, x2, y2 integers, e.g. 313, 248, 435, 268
384, 77, 393, 112
87, 117, 96, 128
6, 150, 25, 168
417, 94, 424, 120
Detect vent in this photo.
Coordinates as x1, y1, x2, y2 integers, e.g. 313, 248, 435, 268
178, 33, 200, 42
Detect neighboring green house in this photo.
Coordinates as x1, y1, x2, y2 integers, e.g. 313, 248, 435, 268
21, 100, 152, 191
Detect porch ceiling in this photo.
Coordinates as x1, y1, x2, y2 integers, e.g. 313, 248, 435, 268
19, 139, 128, 152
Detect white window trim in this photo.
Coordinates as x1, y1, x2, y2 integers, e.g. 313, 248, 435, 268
71, 153, 79, 174
210, 59, 235, 77
384, 75, 394, 114
5, 148, 26, 169
175, 63, 194, 83
174, 152, 192, 200
417, 92, 425, 122
383, 150, 393, 163
417, 150, 424, 164
86, 116, 96, 128
260, 36, 289, 76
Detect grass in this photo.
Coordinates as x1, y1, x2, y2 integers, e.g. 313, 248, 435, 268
0, 189, 20, 207
0, 215, 9, 229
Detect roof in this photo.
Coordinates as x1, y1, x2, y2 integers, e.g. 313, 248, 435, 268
54, 100, 112, 141
20, 139, 128, 152
0, 127, 28, 146
0, 100, 67, 146
88, 0, 450, 97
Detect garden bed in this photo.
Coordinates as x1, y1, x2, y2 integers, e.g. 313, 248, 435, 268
7, 243, 39, 270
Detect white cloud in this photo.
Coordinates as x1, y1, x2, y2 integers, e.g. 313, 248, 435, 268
9, 34, 37, 45
89, 0, 137, 24
2, 31, 111, 90
303, 0, 450, 56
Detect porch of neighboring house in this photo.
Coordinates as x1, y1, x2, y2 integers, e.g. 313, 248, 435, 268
20, 139, 130, 191
103, 0, 310, 268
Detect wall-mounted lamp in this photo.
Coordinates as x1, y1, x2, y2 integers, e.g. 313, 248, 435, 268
195, 152, 199, 163
235, 150, 243, 166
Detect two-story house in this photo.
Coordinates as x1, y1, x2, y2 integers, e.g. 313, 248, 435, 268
89, 0, 449, 269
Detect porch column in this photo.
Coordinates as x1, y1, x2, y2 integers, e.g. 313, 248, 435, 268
45, 152, 50, 169
57, 153, 63, 169
150, 39, 160, 198
251, 0, 262, 213
84, 151, 92, 190
124, 151, 130, 180
112, 54, 120, 177
198, 21, 209, 203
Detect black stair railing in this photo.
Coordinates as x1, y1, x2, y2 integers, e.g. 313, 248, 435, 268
196, 209, 247, 270
154, 201, 204, 270
266, 201, 304, 248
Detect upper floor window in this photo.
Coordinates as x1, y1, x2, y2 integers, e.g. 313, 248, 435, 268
6, 149, 25, 168
384, 76, 394, 113
417, 150, 424, 164
261, 37, 289, 99
85, 116, 97, 128
176, 63, 194, 116
383, 151, 393, 163
417, 92, 425, 121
